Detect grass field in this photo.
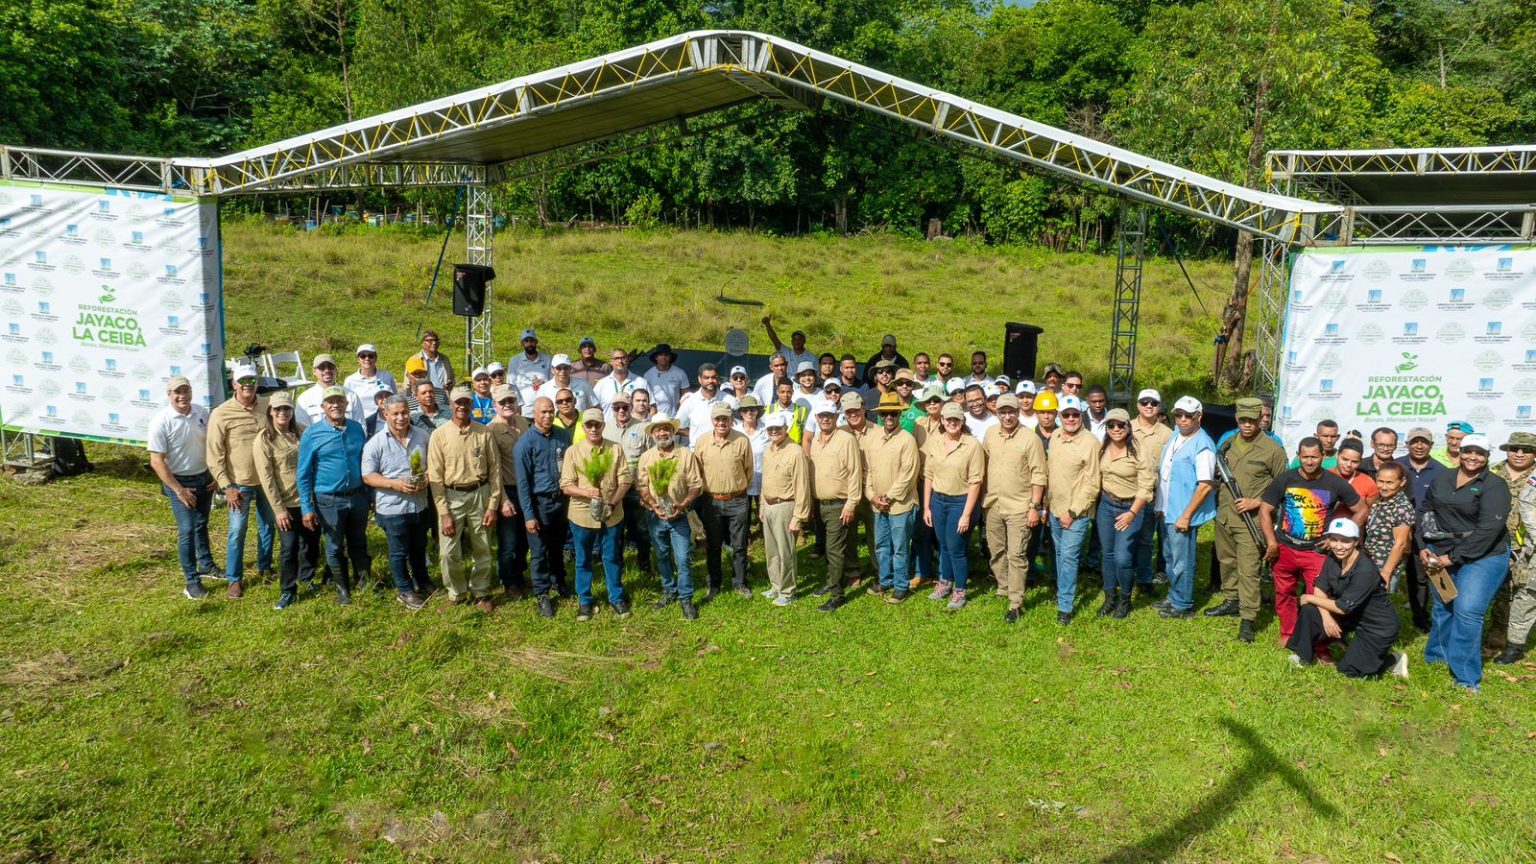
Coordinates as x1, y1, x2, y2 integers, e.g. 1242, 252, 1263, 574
3, 225, 1536, 863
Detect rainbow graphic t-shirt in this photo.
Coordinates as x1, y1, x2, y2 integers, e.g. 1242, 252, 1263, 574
1265, 470, 1361, 550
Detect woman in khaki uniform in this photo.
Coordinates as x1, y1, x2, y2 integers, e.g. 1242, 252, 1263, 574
1095, 408, 1156, 619
254, 392, 319, 609
923, 402, 984, 610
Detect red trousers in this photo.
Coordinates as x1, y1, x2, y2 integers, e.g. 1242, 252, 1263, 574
1273, 543, 1326, 641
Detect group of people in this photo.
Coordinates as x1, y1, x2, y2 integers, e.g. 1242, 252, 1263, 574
145, 320, 1533, 693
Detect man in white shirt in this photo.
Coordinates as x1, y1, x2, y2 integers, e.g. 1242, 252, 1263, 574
344, 343, 397, 420
752, 352, 789, 406
147, 375, 218, 599
535, 354, 595, 412
297, 354, 364, 426
964, 351, 991, 386
806, 377, 842, 421
675, 363, 727, 447
761, 313, 815, 371
593, 347, 640, 409
1084, 385, 1110, 441
1015, 381, 1040, 429
963, 384, 999, 441
641, 343, 690, 417
507, 327, 552, 412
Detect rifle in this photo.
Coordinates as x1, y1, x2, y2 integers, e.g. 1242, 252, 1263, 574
1214, 446, 1267, 551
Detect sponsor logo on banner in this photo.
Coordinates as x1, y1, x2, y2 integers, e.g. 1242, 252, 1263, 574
1475, 321, 1509, 344
71, 301, 147, 349
1436, 322, 1466, 344
30, 300, 57, 322
1485, 256, 1524, 283
1485, 288, 1513, 310
1355, 323, 1384, 345
1401, 258, 1433, 282
1468, 378, 1503, 400
1, 272, 17, 293
1399, 289, 1428, 311
28, 250, 55, 272
1355, 288, 1390, 312
89, 199, 117, 222
1318, 260, 1353, 284
1318, 351, 1343, 373
1475, 350, 1505, 372
1513, 379, 1536, 400
1364, 260, 1392, 282
92, 228, 114, 248
1357, 375, 1447, 419
1437, 288, 1473, 312
1446, 259, 1474, 280
1393, 322, 1424, 344
1468, 406, 1496, 431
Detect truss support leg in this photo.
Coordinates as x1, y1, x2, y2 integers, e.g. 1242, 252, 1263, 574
1253, 238, 1292, 398
1, 426, 51, 473
1107, 204, 1147, 407
465, 184, 495, 372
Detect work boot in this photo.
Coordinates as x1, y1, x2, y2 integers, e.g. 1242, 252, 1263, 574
680, 599, 699, 620
653, 593, 677, 610
537, 595, 556, 619
1204, 599, 1240, 617
928, 580, 953, 601
335, 573, 351, 607
1112, 594, 1131, 619
1004, 606, 1021, 624
612, 599, 632, 619
1057, 610, 1073, 626
273, 592, 297, 611
1494, 646, 1527, 665
228, 580, 245, 600
1238, 619, 1257, 643
1097, 589, 1118, 617
818, 596, 842, 613
946, 589, 967, 611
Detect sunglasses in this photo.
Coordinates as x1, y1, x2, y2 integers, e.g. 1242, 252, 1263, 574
1172, 411, 1193, 419
1508, 446, 1536, 455
1138, 399, 1159, 407
1060, 410, 1082, 418
556, 398, 575, 405
1105, 421, 1128, 430
236, 377, 256, 386
357, 353, 376, 359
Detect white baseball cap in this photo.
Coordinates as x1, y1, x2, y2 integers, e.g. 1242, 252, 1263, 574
520, 327, 537, 341
795, 360, 817, 376
822, 378, 842, 392
1058, 395, 1086, 413
993, 375, 1011, 389
1015, 380, 1037, 396
729, 365, 748, 378
230, 361, 259, 381
472, 366, 490, 379
945, 378, 966, 395
1460, 434, 1491, 454
1173, 395, 1203, 414
486, 361, 505, 374
1137, 389, 1162, 404
551, 353, 572, 368
1323, 517, 1360, 540
764, 411, 791, 429
355, 343, 377, 356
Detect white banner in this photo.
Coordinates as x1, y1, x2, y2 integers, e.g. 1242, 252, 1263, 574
0, 182, 223, 446
1275, 245, 1536, 452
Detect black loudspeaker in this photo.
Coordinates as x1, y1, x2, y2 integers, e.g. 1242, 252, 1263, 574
1003, 322, 1045, 382
452, 264, 495, 316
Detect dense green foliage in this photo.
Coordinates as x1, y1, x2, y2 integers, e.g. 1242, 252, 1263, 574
3, 0, 1534, 244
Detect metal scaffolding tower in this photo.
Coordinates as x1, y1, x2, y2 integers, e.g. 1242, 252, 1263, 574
464, 184, 495, 372
1107, 205, 1147, 406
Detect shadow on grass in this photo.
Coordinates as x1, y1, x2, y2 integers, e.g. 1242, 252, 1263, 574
1096, 716, 1338, 864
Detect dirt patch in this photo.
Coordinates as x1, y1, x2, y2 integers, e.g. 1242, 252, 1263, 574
0, 649, 125, 690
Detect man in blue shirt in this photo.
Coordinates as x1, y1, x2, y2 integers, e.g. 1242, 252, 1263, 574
299, 386, 370, 606
1396, 426, 1446, 631
515, 395, 575, 617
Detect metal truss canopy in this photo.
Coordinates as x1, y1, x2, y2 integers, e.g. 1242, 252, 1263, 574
160, 30, 1335, 243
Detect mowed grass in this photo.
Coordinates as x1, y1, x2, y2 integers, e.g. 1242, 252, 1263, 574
218, 221, 1228, 395
2, 225, 1536, 863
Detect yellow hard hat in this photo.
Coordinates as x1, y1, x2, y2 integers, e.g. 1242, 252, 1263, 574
1034, 391, 1059, 412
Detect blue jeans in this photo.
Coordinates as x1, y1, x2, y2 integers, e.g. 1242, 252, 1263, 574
224, 483, 275, 581
931, 492, 972, 590
376, 511, 430, 595
164, 471, 216, 583
1134, 512, 1165, 584
1096, 498, 1143, 596
875, 508, 917, 591
496, 485, 527, 590
647, 513, 694, 601
314, 489, 370, 586
571, 522, 625, 606
1163, 522, 1200, 611
1424, 551, 1509, 689
1049, 513, 1093, 613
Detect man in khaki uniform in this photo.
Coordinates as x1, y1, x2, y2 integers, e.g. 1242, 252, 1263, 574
1047, 395, 1102, 624
695, 402, 755, 600
983, 393, 1048, 623
487, 385, 528, 597
428, 385, 502, 612
865, 393, 920, 601
809, 401, 865, 612
1208, 397, 1288, 642
760, 411, 812, 605
841, 392, 877, 582
1131, 388, 1172, 594
560, 407, 634, 620
207, 360, 275, 595
635, 413, 704, 619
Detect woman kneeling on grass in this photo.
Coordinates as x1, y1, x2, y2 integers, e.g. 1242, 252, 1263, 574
1287, 518, 1407, 678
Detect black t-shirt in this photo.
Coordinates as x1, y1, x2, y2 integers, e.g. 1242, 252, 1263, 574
1261, 468, 1361, 550
1316, 553, 1383, 615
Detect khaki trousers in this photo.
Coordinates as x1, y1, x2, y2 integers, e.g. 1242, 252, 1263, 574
1214, 518, 1263, 621
1505, 561, 1536, 648
986, 509, 1033, 608
762, 499, 798, 597
439, 485, 494, 600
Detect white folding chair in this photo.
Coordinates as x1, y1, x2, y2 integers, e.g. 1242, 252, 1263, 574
264, 351, 309, 385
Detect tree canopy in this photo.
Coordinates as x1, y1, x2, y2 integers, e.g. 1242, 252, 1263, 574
3, 0, 1532, 245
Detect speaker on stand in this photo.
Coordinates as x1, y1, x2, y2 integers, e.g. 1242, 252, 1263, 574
1003, 322, 1044, 383
452, 263, 495, 316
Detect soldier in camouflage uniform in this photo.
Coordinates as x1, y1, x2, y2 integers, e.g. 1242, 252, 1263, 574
1492, 432, 1536, 664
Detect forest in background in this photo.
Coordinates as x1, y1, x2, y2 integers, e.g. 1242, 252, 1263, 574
4, 0, 1533, 246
